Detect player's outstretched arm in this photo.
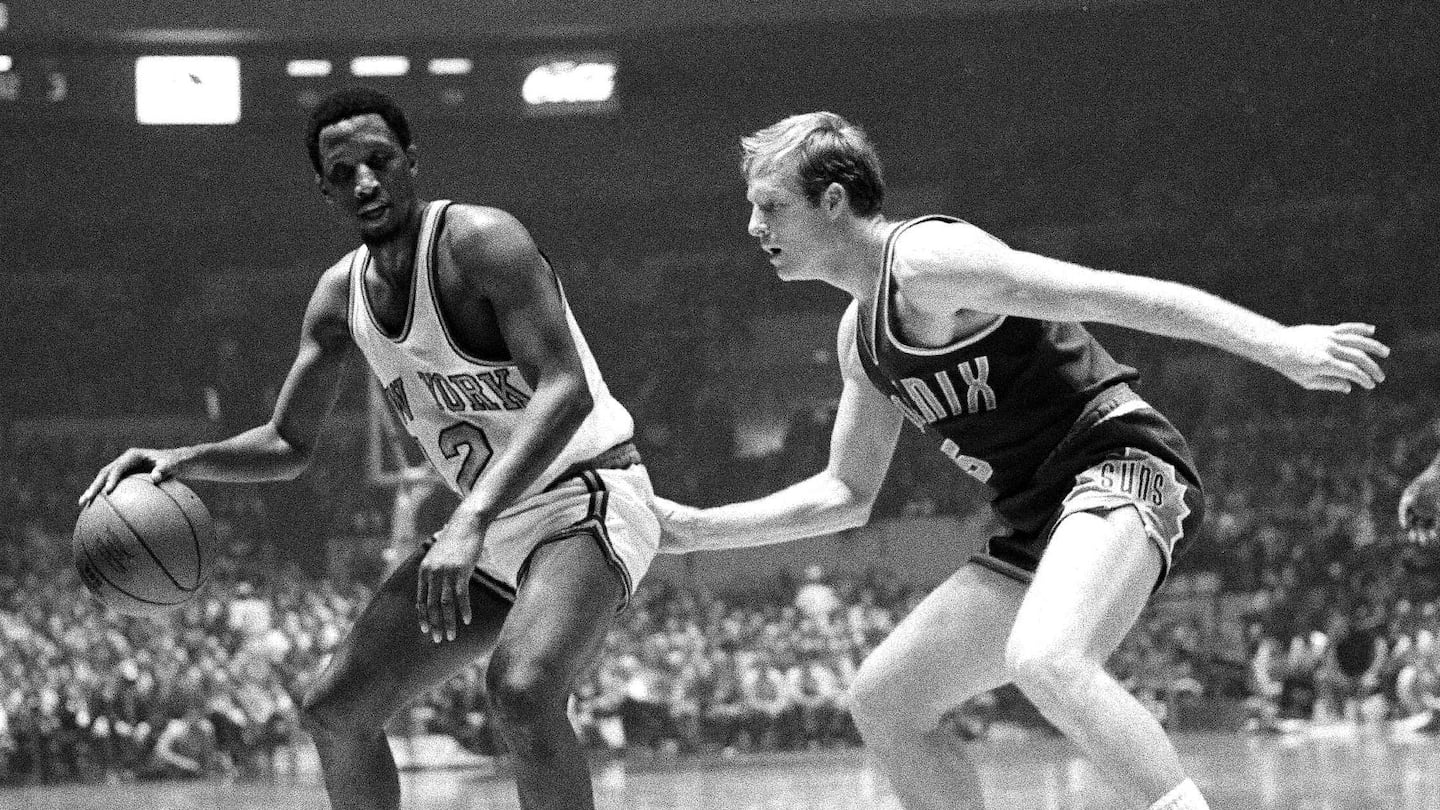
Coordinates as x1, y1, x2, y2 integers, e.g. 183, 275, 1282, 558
80, 261, 355, 505
903, 221, 1390, 393
657, 305, 902, 554
1400, 449, 1440, 546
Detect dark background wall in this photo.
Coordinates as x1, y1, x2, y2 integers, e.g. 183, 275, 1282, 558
3, 1, 1435, 421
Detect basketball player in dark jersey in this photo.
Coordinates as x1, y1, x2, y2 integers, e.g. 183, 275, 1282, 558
657, 112, 1389, 810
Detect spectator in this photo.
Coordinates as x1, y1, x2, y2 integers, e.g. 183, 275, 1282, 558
794, 565, 841, 623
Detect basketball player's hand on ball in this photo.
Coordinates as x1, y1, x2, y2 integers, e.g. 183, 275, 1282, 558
1400, 460, 1440, 546
1266, 323, 1388, 393
418, 514, 485, 643
79, 447, 191, 507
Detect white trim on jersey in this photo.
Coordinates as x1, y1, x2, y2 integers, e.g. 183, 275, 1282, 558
347, 200, 635, 500
871, 215, 1011, 359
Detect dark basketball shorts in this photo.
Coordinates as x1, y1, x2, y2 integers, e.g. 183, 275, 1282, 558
970, 385, 1206, 592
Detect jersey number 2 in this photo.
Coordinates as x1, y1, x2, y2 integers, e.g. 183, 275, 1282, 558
438, 422, 494, 492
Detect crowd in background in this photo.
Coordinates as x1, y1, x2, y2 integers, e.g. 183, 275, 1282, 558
4, 380, 1440, 785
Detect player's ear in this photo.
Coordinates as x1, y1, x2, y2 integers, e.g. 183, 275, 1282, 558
823, 182, 847, 219
315, 174, 335, 205
406, 143, 420, 177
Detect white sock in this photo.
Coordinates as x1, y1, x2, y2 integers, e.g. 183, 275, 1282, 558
1148, 778, 1209, 810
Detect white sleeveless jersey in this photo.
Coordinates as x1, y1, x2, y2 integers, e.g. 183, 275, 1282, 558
347, 200, 635, 500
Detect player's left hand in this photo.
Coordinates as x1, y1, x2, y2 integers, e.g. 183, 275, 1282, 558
418, 514, 486, 643
1267, 323, 1389, 393
1400, 462, 1440, 546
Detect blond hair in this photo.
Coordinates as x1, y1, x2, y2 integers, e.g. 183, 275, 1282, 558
740, 112, 885, 216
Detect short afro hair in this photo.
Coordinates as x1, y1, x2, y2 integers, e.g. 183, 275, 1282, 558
305, 86, 413, 174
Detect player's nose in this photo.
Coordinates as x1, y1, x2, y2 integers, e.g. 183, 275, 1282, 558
354, 165, 380, 195
747, 210, 767, 238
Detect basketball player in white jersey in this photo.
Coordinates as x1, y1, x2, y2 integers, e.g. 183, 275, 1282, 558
656, 112, 1389, 810
80, 87, 659, 810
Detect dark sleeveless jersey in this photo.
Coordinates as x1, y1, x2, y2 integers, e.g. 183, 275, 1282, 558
855, 215, 1140, 502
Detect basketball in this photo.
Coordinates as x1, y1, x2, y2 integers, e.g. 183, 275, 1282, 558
73, 475, 216, 617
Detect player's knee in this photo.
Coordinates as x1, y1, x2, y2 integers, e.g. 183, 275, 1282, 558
484, 654, 568, 724
484, 654, 572, 761
298, 683, 387, 742
1005, 640, 1094, 708
849, 662, 927, 735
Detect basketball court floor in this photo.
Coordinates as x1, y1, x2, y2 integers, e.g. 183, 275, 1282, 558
4, 729, 1437, 809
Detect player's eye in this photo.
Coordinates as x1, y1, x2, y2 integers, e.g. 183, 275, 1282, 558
327, 164, 355, 184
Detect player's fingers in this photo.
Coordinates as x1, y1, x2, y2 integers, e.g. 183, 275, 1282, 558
149, 458, 176, 483
1333, 322, 1376, 336
100, 450, 151, 496
80, 466, 112, 506
1324, 358, 1370, 388
1326, 348, 1380, 389
1336, 332, 1391, 361
425, 575, 445, 643
1306, 376, 1351, 394
457, 577, 472, 627
1330, 343, 1385, 383
102, 464, 131, 497
415, 570, 430, 635
439, 577, 458, 642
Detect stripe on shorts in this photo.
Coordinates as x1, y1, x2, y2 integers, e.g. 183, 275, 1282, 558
515, 469, 634, 607
579, 469, 632, 600
469, 566, 517, 603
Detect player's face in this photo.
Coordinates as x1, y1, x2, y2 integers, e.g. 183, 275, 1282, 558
316, 113, 419, 242
745, 169, 834, 282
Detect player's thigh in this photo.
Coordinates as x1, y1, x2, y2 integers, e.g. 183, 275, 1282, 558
1008, 506, 1158, 666
488, 528, 628, 698
851, 562, 1024, 729
305, 545, 510, 719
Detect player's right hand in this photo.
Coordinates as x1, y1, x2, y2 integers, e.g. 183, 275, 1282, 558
654, 496, 707, 554
1400, 461, 1440, 546
79, 448, 186, 507
1267, 323, 1388, 393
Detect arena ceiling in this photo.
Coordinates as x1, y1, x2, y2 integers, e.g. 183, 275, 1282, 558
17, 0, 1178, 43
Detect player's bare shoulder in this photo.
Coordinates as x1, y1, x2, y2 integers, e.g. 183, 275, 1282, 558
894, 219, 1006, 277
890, 219, 1009, 312
304, 254, 357, 344
437, 204, 543, 278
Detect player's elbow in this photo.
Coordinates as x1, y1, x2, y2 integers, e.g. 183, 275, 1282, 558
827, 475, 879, 530
270, 450, 310, 481
267, 426, 316, 480
842, 498, 877, 531
550, 373, 594, 426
